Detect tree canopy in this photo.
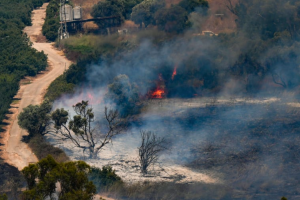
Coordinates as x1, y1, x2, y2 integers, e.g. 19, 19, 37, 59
91, 0, 144, 24
131, 0, 165, 27
18, 99, 52, 136
178, 0, 209, 14
155, 5, 189, 33
42, 0, 60, 41
0, 0, 47, 129
91, 0, 126, 28
22, 155, 96, 200
49, 101, 125, 158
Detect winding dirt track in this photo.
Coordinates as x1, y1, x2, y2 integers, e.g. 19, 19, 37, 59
1, 3, 72, 170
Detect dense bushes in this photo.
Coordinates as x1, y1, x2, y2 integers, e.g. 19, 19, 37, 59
0, 159, 24, 199
0, 0, 47, 127
88, 166, 122, 192
42, 0, 60, 41
22, 156, 95, 199
91, 0, 144, 27
45, 34, 129, 101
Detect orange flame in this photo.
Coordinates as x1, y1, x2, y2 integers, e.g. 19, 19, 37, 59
172, 66, 177, 80
150, 73, 166, 99
151, 89, 165, 99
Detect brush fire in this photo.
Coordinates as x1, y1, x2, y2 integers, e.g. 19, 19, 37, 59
150, 66, 177, 99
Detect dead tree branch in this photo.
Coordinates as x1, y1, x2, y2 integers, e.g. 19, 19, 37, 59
138, 131, 167, 174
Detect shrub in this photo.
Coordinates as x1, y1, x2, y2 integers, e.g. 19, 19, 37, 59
27, 134, 69, 163
88, 166, 123, 192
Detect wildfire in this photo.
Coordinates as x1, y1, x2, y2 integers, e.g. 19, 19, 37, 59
172, 66, 177, 80
151, 73, 166, 99
151, 88, 165, 99
87, 91, 102, 105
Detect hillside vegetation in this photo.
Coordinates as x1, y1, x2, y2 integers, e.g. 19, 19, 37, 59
0, 0, 48, 196
0, 0, 47, 130
16, 0, 300, 199
50, 0, 300, 98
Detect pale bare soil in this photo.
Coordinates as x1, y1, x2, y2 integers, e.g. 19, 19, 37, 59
48, 131, 219, 184
0, 3, 72, 170
201, 0, 237, 34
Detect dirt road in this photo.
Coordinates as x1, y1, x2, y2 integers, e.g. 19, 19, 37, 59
1, 3, 72, 170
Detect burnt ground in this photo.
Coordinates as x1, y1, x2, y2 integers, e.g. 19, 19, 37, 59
130, 102, 300, 199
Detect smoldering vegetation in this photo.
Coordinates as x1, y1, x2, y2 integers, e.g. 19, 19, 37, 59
47, 0, 300, 199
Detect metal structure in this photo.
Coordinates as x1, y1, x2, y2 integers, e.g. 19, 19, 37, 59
58, 0, 69, 40
73, 6, 82, 20
58, 1, 121, 37
63, 16, 122, 33
60, 4, 73, 21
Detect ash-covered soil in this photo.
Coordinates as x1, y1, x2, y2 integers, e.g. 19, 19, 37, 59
48, 96, 300, 199
47, 130, 219, 184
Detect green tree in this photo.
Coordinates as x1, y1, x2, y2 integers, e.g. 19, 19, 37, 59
18, 99, 52, 136
230, 0, 300, 39
123, 0, 144, 19
89, 166, 122, 192
42, 0, 60, 41
91, 0, 125, 28
155, 5, 189, 33
131, 0, 165, 27
50, 101, 125, 158
105, 74, 140, 116
178, 0, 209, 14
0, 194, 7, 200
22, 155, 96, 200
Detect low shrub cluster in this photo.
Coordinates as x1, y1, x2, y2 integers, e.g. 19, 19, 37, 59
89, 166, 123, 193
27, 134, 69, 163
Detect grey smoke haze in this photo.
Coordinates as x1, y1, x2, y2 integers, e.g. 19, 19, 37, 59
51, 3, 300, 198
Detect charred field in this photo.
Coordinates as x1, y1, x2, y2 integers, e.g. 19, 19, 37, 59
126, 99, 300, 199
137, 99, 300, 196
50, 95, 300, 199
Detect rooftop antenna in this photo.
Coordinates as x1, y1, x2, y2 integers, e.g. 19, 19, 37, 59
58, 0, 69, 42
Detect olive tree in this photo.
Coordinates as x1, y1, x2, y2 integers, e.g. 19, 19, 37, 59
18, 99, 52, 136
131, 0, 165, 27
49, 101, 125, 159
155, 5, 189, 33
91, 0, 125, 28
22, 155, 96, 200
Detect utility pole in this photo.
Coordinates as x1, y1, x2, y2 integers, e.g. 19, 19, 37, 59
58, 0, 69, 42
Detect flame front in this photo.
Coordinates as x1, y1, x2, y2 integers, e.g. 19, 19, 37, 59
87, 91, 102, 104
172, 66, 177, 80
152, 88, 165, 99
151, 73, 166, 99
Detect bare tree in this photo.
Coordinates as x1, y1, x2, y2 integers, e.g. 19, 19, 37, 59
225, 0, 241, 16
138, 131, 167, 174
271, 72, 287, 88
48, 101, 125, 159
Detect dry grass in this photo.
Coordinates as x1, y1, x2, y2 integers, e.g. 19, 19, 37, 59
201, 0, 237, 33
27, 134, 69, 163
